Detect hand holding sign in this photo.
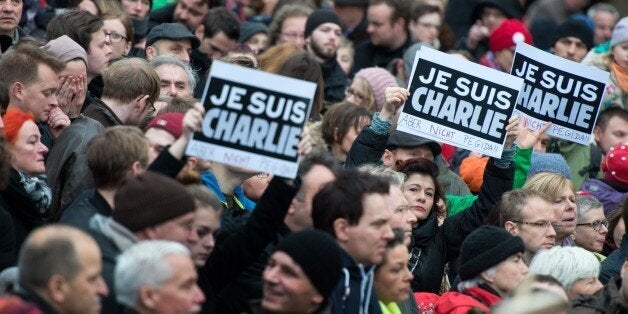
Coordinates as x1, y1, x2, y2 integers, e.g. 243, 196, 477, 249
182, 102, 205, 139
382, 87, 410, 121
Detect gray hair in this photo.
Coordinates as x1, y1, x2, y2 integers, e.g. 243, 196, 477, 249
358, 164, 406, 187
149, 55, 198, 92
115, 240, 191, 309
528, 246, 600, 292
457, 267, 495, 291
587, 3, 620, 20
576, 195, 604, 223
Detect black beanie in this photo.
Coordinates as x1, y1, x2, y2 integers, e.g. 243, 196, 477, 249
113, 171, 196, 232
458, 225, 525, 281
552, 19, 594, 51
471, 0, 524, 23
273, 230, 343, 301
304, 9, 341, 38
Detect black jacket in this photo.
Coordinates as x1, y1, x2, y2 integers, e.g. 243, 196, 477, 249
350, 37, 411, 77
83, 98, 124, 128
148, 3, 175, 30
0, 196, 16, 271
328, 249, 381, 314
321, 58, 348, 104
198, 177, 296, 313
59, 189, 112, 232
408, 158, 513, 293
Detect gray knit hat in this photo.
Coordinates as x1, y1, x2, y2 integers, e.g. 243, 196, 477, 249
529, 152, 571, 179
611, 17, 628, 48
41, 35, 88, 65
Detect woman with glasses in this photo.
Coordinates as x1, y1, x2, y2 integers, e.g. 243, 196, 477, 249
574, 195, 609, 260
102, 12, 134, 60
345, 67, 399, 114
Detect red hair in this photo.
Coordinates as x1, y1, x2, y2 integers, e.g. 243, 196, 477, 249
2, 107, 35, 144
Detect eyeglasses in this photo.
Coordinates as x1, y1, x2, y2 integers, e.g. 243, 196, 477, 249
576, 219, 609, 231
280, 32, 304, 40
146, 98, 155, 112
513, 220, 562, 230
345, 87, 369, 104
105, 32, 128, 43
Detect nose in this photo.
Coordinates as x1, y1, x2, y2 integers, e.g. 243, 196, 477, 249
97, 276, 109, 296
206, 233, 215, 250
168, 83, 178, 97
383, 224, 394, 240
294, 36, 305, 48
188, 228, 200, 244
105, 44, 112, 56
520, 261, 529, 275
263, 266, 279, 283
181, 50, 190, 63
600, 223, 609, 234
179, 9, 189, 21
593, 279, 603, 292
366, 24, 374, 35
404, 267, 414, 281
547, 224, 557, 237
193, 285, 206, 304
133, 1, 142, 11
39, 142, 49, 155
405, 209, 417, 225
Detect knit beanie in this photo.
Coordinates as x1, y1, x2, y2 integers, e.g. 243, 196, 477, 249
489, 19, 533, 52
552, 19, 593, 51
2, 108, 34, 144
113, 171, 196, 232
611, 17, 628, 48
459, 155, 489, 193
354, 67, 399, 111
602, 143, 628, 187
239, 21, 268, 43
471, 0, 524, 23
304, 9, 341, 38
41, 35, 88, 65
529, 152, 571, 179
459, 225, 525, 280
145, 112, 184, 139
273, 230, 343, 300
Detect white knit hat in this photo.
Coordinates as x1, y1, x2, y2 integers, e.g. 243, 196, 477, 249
611, 17, 628, 48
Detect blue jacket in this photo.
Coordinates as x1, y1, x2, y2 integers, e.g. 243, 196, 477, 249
329, 249, 382, 314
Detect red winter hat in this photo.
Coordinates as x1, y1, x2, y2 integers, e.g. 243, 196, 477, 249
489, 19, 533, 52
602, 143, 628, 186
145, 112, 184, 139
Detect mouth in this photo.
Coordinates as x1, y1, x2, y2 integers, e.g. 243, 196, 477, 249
412, 206, 426, 213
562, 217, 576, 227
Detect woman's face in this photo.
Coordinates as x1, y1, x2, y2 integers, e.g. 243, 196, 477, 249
613, 42, 628, 69
490, 253, 528, 296
337, 117, 370, 158
121, 0, 151, 19
614, 217, 625, 248
409, 12, 441, 46
574, 207, 608, 253
569, 277, 603, 299
10, 120, 48, 175
78, 0, 98, 15
103, 18, 131, 60
374, 244, 413, 303
402, 173, 435, 221
345, 77, 373, 110
336, 46, 354, 75
245, 33, 269, 54
551, 185, 577, 238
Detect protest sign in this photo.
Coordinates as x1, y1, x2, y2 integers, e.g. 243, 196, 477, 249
186, 61, 316, 179
511, 42, 609, 145
397, 46, 524, 158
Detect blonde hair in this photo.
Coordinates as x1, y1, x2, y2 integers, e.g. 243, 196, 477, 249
522, 172, 575, 201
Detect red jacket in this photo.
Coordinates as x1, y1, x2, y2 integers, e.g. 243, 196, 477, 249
435, 286, 502, 314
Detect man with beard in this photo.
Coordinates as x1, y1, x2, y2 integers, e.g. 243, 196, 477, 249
304, 9, 347, 104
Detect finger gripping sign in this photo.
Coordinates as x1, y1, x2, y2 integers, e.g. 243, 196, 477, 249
185, 61, 316, 179
511, 43, 609, 145
398, 46, 524, 158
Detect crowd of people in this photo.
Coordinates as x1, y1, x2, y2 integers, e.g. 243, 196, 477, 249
0, 0, 627, 312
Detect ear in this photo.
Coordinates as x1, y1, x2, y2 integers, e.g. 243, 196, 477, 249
125, 41, 132, 55
287, 201, 297, 215
138, 285, 158, 310
382, 149, 395, 167
185, 157, 198, 171
10, 82, 24, 102
593, 126, 602, 144
137, 227, 157, 239
480, 270, 494, 284
333, 218, 350, 242
46, 274, 68, 304
145, 46, 156, 60
504, 221, 518, 235
131, 160, 143, 175
394, 17, 406, 30
194, 25, 205, 40
135, 95, 148, 111
311, 292, 324, 306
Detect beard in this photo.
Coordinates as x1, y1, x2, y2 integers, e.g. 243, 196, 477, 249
310, 39, 336, 61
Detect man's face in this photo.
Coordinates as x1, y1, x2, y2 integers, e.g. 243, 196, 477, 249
481, 7, 506, 31
307, 22, 342, 62
145, 127, 176, 164
508, 197, 558, 253
278, 15, 307, 48
190, 207, 221, 267
152, 212, 199, 247
199, 31, 237, 60
262, 251, 323, 313
341, 193, 394, 265
552, 36, 588, 62
0, 0, 22, 37
155, 64, 193, 99
61, 241, 109, 314
592, 11, 617, 45
87, 30, 112, 78
382, 145, 433, 167
148, 39, 193, 63
18, 63, 60, 122
594, 116, 628, 153
121, 0, 150, 19
387, 185, 415, 246
174, 0, 209, 30
153, 254, 206, 314
367, 3, 399, 48
290, 165, 335, 231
